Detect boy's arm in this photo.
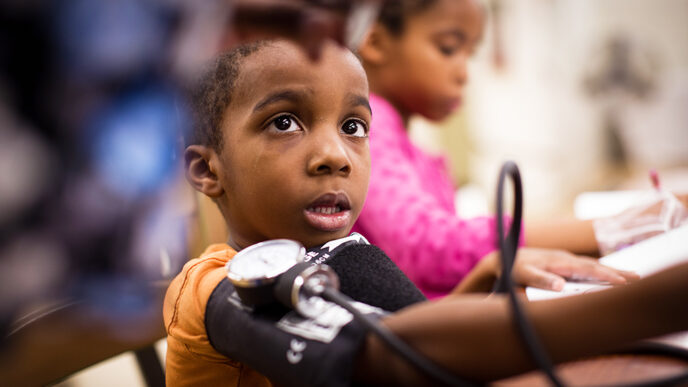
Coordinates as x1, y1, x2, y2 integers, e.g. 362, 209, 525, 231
354, 261, 688, 385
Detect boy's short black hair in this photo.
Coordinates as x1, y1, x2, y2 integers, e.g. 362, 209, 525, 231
378, 0, 436, 35
184, 40, 270, 152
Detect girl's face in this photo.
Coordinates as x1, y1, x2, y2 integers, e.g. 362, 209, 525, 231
367, 0, 484, 121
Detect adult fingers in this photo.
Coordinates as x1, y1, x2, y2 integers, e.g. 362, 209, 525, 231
229, 1, 348, 60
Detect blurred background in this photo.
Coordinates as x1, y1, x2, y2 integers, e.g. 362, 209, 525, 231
1, 0, 687, 386
413, 0, 688, 220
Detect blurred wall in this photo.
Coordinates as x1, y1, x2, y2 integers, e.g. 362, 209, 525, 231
411, 0, 688, 219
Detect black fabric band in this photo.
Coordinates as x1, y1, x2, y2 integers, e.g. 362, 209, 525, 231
206, 278, 371, 387
206, 236, 426, 386
322, 243, 427, 312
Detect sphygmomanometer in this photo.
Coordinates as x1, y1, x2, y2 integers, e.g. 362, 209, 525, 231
212, 161, 688, 387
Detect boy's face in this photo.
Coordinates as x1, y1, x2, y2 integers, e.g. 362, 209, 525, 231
375, 0, 484, 121
215, 41, 371, 249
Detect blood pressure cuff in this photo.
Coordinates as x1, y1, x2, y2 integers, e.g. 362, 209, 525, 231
206, 278, 382, 387
304, 233, 427, 312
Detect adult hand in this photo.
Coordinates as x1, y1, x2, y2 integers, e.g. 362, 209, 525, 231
226, 0, 381, 59
171, 0, 380, 80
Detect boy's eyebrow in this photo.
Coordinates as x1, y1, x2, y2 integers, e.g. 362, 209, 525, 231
253, 90, 372, 115
252, 89, 311, 113
348, 94, 372, 115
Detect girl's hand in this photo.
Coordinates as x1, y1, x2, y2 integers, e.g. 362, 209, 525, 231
676, 192, 688, 208
594, 191, 688, 256
509, 248, 640, 291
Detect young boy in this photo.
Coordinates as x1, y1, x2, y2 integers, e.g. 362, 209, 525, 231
164, 39, 688, 386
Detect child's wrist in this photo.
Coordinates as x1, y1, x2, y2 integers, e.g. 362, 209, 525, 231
452, 252, 499, 294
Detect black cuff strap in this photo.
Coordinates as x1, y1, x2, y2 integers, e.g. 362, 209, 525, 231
206, 278, 374, 387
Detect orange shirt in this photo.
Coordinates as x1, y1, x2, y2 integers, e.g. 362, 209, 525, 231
163, 243, 272, 387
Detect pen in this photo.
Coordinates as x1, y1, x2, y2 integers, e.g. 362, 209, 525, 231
649, 168, 661, 192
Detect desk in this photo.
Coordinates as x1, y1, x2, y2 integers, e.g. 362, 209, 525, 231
495, 353, 688, 386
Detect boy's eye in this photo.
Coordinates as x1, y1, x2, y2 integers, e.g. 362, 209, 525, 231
268, 114, 301, 132
341, 119, 368, 138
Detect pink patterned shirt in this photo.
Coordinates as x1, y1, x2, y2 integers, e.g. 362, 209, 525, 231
352, 94, 520, 299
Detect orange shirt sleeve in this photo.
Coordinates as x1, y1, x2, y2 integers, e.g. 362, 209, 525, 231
163, 244, 273, 387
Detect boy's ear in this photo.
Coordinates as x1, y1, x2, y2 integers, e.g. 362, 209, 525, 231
357, 24, 393, 66
184, 145, 224, 198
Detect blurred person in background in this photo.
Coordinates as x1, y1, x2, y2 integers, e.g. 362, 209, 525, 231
352, 0, 688, 298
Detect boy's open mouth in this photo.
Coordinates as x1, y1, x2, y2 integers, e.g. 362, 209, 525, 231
304, 193, 352, 232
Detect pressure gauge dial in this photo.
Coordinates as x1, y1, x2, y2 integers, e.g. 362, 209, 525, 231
226, 239, 306, 308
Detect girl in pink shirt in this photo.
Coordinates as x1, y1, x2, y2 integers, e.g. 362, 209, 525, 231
352, 93, 504, 298
353, 0, 641, 298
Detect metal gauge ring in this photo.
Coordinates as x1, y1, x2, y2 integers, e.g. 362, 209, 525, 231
226, 239, 306, 308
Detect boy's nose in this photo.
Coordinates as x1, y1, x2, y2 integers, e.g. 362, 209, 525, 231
306, 131, 352, 177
